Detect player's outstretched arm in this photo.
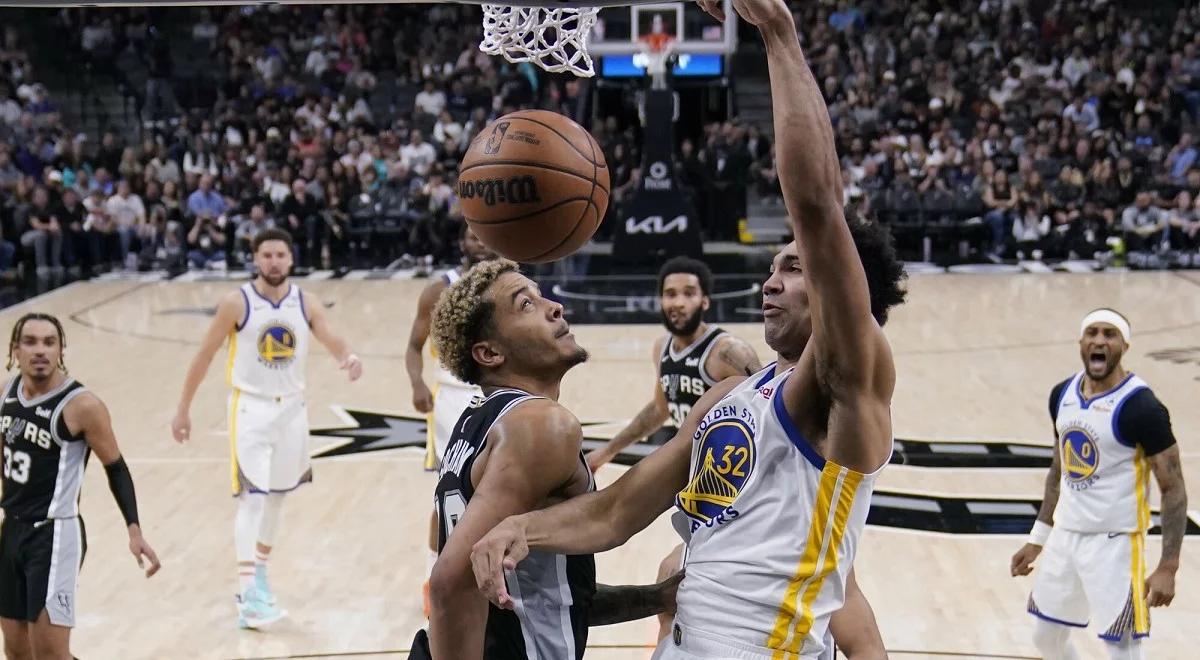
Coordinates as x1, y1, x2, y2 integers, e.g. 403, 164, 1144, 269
303, 290, 362, 382
828, 569, 886, 660
587, 337, 670, 471
709, 0, 892, 472
1147, 444, 1187, 607
471, 378, 740, 608
429, 400, 581, 659
68, 392, 161, 578
404, 281, 443, 414
172, 291, 244, 443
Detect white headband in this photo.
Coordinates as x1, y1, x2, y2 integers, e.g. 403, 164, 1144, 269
1080, 310, 1131, 343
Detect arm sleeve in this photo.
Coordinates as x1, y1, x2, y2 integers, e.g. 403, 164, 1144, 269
1115, 388, 1177, 457
1048, 378, 1070, 424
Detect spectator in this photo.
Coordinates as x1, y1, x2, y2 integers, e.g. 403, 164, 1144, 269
983, 168, 1019, 257
149, 144, 181, 186
186, 174, 228, 221
20, 186, 63, 278
233, 203, 275, 263
279, 177, 322, 267
186, 211, 226, 270
1167, 191, 1200, 250
1121, 192, 1168, 252
414, 79, 446, 117
1012, 201, 1051, 259
1165, 133, 1197, 184
104, 179, 145, 256
401, 129, 437, 178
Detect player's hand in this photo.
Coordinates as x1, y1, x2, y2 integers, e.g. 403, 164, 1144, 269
585, 448, 613, 473
470, 517, 531, 610
128, 528, 162, 578
341, 353, 363, 382
412, 381, 434, 414
170, 411, 191, 444
1145, 564, 1177, 607
657, 570, 684, 616
696, 0, 790, 27
1010, 543, 1042, 577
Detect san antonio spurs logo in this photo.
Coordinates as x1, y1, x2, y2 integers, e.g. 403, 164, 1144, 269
1060, 423, 1100, 489
676, 416, 755, 531
483, 122, 510, 155
257, 323, 297, 367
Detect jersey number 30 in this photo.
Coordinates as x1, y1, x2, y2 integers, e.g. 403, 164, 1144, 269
438, 490, 467, 536
3, 447, 31, 484
668, 403, 692, 427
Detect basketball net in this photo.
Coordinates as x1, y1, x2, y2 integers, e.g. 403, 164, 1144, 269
479, 4, 602, 77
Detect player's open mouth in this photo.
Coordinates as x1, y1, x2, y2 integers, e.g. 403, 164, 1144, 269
1088, 351, 1107, 370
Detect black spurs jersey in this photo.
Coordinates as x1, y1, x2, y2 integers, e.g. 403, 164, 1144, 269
0, 377, 90, 521
659, 326, 727, 427
435, 388, 596, 660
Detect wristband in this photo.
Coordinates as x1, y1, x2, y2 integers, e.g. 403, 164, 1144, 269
1028, 520, 1052, 546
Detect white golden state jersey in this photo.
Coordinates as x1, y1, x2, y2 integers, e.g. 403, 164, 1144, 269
674, 364, 884, 659
228, 283, 310, 397
1053, 372, 1152, 534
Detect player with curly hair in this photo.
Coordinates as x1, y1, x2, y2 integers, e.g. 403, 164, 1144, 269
418, 259, 679, 660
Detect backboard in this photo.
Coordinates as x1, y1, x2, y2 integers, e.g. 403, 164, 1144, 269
590, 0, 736, 55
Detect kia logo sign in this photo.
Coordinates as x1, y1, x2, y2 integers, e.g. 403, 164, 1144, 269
626, 214, 688, 234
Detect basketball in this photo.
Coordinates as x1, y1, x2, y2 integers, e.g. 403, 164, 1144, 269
457, 110, 610, 263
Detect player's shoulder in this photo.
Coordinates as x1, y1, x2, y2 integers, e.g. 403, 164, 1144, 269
501, 397, 580, 432
62, 388, 104, 421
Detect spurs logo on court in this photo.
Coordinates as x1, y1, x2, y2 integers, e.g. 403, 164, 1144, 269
457, 176, 541, 206
1060, 422, 1101, 490
483, 122, 510, 155
677, 406, 756, 532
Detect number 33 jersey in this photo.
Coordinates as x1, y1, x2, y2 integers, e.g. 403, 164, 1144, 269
0, 376, 89, 521
674, 364, 884, 659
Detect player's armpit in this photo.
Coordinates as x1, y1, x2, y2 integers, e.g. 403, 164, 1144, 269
429, 401, 581, 658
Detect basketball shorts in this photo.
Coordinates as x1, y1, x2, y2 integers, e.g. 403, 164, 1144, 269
424, 384, 481, 471
1027, 527, 1150, 641
229, 390, 311, 495
0, 516, 86, 627
653, 621, 827, 660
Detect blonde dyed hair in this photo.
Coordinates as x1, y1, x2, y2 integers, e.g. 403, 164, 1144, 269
431, 259, 520, 385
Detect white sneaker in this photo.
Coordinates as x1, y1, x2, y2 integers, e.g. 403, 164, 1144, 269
237, 588, 286, 630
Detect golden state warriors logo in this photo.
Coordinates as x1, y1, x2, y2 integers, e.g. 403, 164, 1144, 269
257, 323, 297, 368
1060, 424, 1100, 490
677, 414, 755, 532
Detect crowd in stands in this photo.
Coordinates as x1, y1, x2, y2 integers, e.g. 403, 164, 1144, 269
4, 0, 1200, 294
782, 0, 1200, 263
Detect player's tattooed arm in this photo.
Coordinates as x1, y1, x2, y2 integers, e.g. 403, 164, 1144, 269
588, 572, 683, 626
1150, 445, 1187, 566
1146, 444, 1186, 607
1035, 431, 1062, 525
710, 336, 763, 380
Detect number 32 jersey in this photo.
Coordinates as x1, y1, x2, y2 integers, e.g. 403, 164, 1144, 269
0, 376, 90, 521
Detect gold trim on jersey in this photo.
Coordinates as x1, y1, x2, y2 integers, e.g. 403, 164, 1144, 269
228, 389, 241, 495
225, 331, 237, 386
766, 461, 863, 658
1133, 447, 1149, 532
424, 383, 441, 471
1130, 532, 1149, 635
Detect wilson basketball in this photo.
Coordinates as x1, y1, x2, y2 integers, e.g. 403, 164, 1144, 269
457, 110, 610, 263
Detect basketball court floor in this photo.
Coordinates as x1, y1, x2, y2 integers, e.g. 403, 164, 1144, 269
4, 269, 1198, 660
